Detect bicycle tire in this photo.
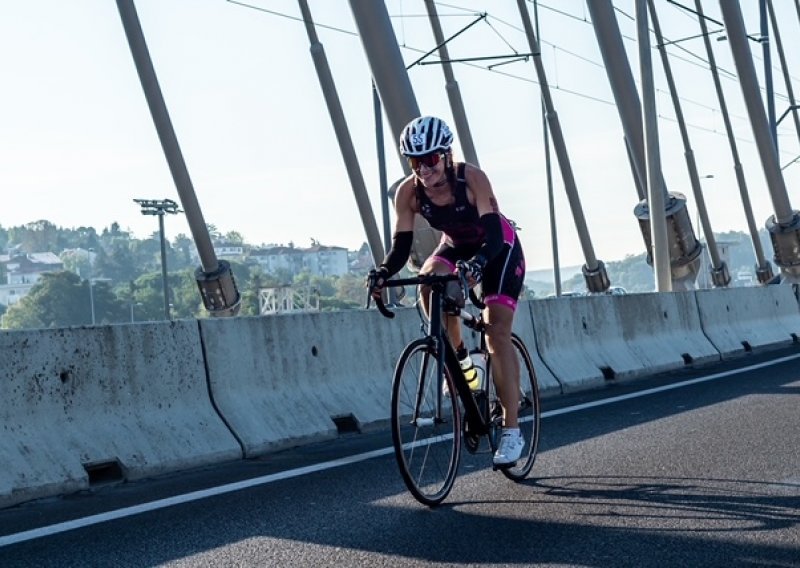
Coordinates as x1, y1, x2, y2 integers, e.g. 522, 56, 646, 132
487, 333, 541, 481
391, 338, 462, 506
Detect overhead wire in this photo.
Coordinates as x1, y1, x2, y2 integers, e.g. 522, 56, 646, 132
225, 0, 357, 36
665, 0, 800, 85
223, 0, 797, 155
223, 0, 742, 110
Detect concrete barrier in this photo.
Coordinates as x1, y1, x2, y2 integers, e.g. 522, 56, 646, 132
617, 291, 720, 370
529, 292, 719, 391
5, 284, 800, 509
695, 285, 800, 357
0, 321, 242, 509
200, 308, 422, 457
516, 301, 562, 395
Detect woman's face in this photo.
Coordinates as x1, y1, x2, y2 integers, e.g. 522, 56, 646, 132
409, 152, 447, 187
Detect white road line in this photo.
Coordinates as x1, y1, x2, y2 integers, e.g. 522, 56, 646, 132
2, 352, 799, 548
542, 352, 800, 417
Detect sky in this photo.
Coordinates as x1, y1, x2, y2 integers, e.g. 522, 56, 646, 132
2, 0, 800, 270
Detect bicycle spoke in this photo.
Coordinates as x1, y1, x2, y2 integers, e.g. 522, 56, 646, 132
391, 340, 461, 506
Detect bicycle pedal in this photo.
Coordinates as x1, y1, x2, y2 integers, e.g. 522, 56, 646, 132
464, 434, 481, 454
492, 461, 518, 472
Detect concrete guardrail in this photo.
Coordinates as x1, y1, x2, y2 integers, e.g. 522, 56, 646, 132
695, 285, 800, 357
0, 321, 241, 509
529, 291, 720, 391
200, 308, 420, 457
2, 285, 799, 508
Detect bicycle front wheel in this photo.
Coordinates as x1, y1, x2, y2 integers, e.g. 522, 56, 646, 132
490, 333, 541, 481
391, 338, 461, 506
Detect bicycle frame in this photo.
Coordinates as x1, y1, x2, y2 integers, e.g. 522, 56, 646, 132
374, 274, 489, 438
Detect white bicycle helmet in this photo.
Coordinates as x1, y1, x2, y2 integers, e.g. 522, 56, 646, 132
399, 116, 453, 156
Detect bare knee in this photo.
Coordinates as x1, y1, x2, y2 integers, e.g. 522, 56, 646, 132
485, 306, 514, 354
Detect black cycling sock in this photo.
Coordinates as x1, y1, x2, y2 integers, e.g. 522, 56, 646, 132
456, 342, 468, 360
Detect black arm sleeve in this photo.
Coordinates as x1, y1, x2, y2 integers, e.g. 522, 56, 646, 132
379, 231, 413, 277
472, 212, 504, 267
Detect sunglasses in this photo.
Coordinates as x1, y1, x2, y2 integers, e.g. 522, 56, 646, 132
408, 153, 445, 171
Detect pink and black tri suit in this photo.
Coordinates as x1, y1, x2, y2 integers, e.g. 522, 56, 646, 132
416, 163, 526, 311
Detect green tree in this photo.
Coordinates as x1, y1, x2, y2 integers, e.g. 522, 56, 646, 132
170, 269, 205, 319
238, 268, 268, 316
89, 280, 129, 324
93, 240, 137, 283
8, 220, 60, 253
0, 224, 9, 252
226, 260, 252, 288
100, 222, 129, 242
260, 267, 293, 286
129, 234, 163, 273
130, 272, 169, 322
128, 269, 205, 321
2, 271, 126, 329
3, 271, 85, 328
69, 226, 100, 250
224, 231, 244, 245
293, 272, 336, 297
334, 272, 366, 306
171, 233, 195, 270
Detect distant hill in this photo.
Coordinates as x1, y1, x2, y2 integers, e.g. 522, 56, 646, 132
525, 265, 584, 285
523, 229, 773, 295
525, 265, 585, 297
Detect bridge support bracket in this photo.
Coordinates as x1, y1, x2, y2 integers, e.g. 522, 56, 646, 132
710, 261, 731, 288
635, 192, 703, 290
755, 261, 775, 285
195, 260, 241, 317
582, 260, 610, 293
766, 211, 800, 284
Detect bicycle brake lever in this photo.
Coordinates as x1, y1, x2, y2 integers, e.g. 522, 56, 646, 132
375, 295, 395, 318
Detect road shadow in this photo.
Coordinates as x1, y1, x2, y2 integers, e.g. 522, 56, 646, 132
2, 346, 800, 566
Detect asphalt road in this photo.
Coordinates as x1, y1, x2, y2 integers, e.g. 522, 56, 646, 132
1, 348, 799, 567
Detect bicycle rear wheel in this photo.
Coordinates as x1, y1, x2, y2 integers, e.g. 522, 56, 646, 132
391, 338, 461, 506
488, 333, 541, 481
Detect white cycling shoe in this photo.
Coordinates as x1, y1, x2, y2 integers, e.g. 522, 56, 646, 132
493, 429, 524, 466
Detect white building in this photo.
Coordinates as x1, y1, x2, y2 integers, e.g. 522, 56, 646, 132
248, 244, 349, 278
214, 242, 245, 259
304, 244, 349, 276
2, 252, 62, 285
0, 252, 64, 306
0, 282, 35, 308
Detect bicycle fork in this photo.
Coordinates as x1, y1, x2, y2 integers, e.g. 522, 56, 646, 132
410, 346, 438, 428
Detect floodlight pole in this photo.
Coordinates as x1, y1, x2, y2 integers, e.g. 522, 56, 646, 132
87, 248, 96, 325
134, 198, 180, 320
157, 212, 169, 319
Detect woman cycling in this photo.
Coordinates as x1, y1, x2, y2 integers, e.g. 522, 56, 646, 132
370, 115, 527, 467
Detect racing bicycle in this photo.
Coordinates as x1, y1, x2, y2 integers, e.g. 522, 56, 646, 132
367, 266, 540, 506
